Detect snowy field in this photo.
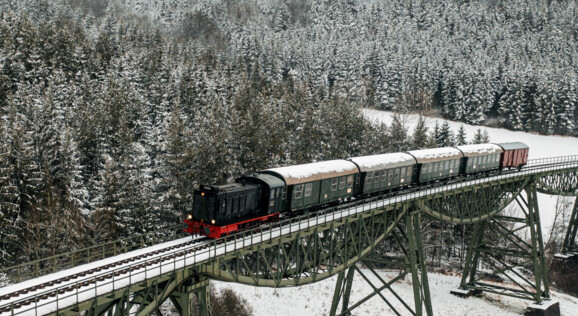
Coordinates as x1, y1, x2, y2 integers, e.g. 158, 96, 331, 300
213, 269, 578, 316
212, 109, 578, 316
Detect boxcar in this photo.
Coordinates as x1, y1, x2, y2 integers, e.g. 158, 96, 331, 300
407, 147, 463, 183
456, 144, 503, 174
263, 160, 359, 212
348, 153, 417, 195
497, 142, 529, 169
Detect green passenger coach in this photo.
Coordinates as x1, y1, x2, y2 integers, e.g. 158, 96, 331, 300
455, 144, 503, 174
406, 147, 464, 183
263, 160, 359, 212
348, 153, 417, 195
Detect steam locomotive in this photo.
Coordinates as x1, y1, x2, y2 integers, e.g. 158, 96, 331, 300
183, 142, 529, 238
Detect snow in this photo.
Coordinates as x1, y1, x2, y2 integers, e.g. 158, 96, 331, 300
264, 160, 358, 185
213, 270, 578, 316
348, 153, 416, 172
407, 147, 463, 163
456, 143, 503, 156
363, 109, 578, 160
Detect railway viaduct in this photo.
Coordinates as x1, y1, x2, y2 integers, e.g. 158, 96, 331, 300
1, 156, 577, 316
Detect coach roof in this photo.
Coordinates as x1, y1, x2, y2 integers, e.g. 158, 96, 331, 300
263, 160, 358, 185
456, 144, 503, 157
406, 147, 463, 164
348, 153, 417, 172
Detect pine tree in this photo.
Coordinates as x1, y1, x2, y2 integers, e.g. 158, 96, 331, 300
388, 114, 409, 151
411, 115, 429, 149
472, 128, 484, 144
438, 121, 454, 147
455, 125, 467, 145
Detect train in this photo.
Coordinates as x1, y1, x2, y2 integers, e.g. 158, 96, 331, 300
183, 142, 529, 238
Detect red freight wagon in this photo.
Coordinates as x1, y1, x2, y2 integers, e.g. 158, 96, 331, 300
497, 142, 529, 169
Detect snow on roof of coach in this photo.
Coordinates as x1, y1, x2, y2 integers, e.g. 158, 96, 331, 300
496, 142, 529, 151
406, 147, 463, 163
263, 160, 358, 185
348, 153, 417, 172
455, 144, 503, 157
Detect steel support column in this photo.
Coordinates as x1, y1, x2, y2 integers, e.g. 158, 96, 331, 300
562, 196, 578, 254
458, 182, 550, 303
328, 210, 432, 316
406, 212, 433, 316
329, 266, 355, 316
169, 278, 211, 316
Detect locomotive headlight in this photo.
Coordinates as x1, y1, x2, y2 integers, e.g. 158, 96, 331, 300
211, 219, 215, 224
187, 214, 193, 220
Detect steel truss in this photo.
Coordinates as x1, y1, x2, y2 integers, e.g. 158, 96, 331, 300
537, 171, 578, 255
329, 213, 432, 316
457, 183, 550, 303
201, 203, 410, 287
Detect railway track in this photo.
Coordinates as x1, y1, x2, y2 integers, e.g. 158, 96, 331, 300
0, 237, 214, 313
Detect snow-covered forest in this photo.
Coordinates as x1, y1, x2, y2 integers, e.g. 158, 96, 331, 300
0, 0, 576, 269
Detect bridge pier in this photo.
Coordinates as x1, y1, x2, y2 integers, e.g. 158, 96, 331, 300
561, 196, 578, 254
455, 183, 552, 308
170, 277, 211, 316
329, 211, 433, 316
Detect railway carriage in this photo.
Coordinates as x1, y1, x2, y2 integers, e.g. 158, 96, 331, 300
262, 160, 359, 212
406, 147, 463, 183
497, 142, 529, 169
348, 153, 417, 195
456, 143, 503, 174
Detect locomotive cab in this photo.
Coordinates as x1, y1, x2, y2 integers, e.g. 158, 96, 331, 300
185, 183, 262, 238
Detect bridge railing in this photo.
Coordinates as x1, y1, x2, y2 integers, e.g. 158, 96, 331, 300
0, 225, 184, 286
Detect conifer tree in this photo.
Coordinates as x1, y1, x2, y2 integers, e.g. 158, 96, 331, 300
411, 115, 429, 149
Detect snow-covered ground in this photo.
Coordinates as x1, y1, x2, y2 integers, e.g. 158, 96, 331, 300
213, 269, 578, 316
211, 109, 578, 316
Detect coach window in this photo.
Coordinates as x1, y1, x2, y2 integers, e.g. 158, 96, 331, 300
373, 171, 380, 182
304, 183, 312, 197
282, 187, 287, 200
295, 184, 304, 199
366, 172, 373, 184
445, 160, 450, 171
401, 167, 407, 178
381, 171, 387, 182
339, 177, 346, 189
332, 178, 339, 190
394, 168, 400, 179
434, 163, 439, 172
347, 175, 354, 188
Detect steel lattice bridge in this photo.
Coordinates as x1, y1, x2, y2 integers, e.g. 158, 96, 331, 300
1, 156, 578, 316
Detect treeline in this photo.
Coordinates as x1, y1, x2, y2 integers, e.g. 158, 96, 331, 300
107, 0, 577, 135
